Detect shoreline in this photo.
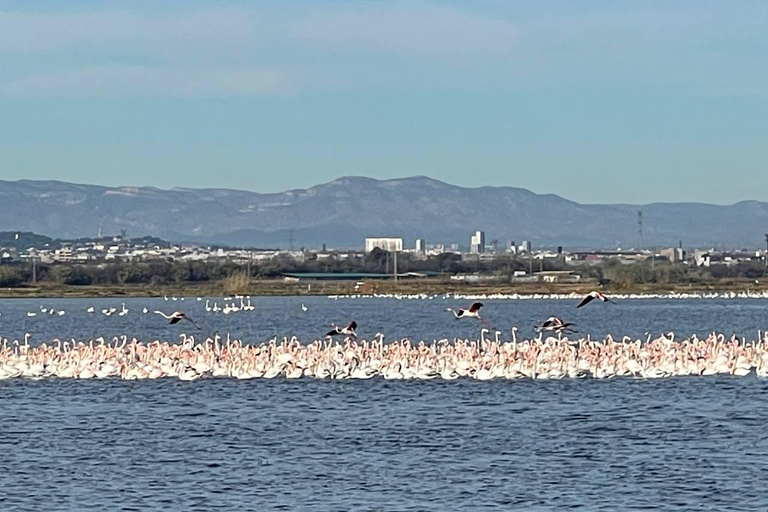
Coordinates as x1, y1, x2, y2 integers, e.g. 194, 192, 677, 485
1, 278, 767, 299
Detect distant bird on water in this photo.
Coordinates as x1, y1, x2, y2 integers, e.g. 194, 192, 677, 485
326, 321, 357, 338
154, 310, 201, 330
576, 291, 614, 308
446, 302, 484, 319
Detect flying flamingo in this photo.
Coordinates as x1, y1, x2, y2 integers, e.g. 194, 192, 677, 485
576, 291, 615, 308
446, 302, 484, 319
326, 321, 357, 338
153, 310, 201, 330
536, 316, 577, 334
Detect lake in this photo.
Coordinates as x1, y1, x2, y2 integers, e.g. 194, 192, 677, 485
1, 295, 767, 511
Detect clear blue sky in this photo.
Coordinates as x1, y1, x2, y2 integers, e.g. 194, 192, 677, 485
1, 1, 766, 204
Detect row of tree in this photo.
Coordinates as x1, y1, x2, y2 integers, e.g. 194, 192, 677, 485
0, 251, 764, 288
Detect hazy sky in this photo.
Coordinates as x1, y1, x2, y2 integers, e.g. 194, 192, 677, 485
1, 1, 766, 204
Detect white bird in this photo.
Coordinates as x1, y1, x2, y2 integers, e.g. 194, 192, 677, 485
301, 303, 308, 312
26, 311, 36, 317
153, 310, 201, 330
86, 307, 94, 313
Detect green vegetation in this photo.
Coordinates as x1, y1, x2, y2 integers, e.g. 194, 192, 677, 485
0, 251, 766, 298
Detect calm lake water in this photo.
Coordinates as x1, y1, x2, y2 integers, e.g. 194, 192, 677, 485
1, 295, 767, 343
2, 296, 768, 511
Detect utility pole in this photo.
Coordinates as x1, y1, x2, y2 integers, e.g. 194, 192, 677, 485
393, 250, 398, 281
764, 234, 768, 276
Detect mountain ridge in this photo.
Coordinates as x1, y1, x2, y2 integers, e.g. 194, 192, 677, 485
0, 177, 766, 249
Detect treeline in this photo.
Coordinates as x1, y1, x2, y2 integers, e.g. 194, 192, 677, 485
585, 259, 767, 288
0, 251, 764, 288
0, 260, 243, 287
0, 250, 559, 287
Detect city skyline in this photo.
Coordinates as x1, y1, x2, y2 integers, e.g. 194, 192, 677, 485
1, 2, 767, 204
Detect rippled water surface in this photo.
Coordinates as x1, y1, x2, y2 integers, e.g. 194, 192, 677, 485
2, 378, 768, 511
2, 296, 768, 510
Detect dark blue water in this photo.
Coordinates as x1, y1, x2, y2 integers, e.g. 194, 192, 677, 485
2, 377, 768, 511
1, 296, 767, 343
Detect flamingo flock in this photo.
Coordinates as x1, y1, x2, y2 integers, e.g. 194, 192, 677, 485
2, 330, 768, 381
12, 295, 256, 321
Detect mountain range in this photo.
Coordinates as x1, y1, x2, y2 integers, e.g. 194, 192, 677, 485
1, 176, 766, 250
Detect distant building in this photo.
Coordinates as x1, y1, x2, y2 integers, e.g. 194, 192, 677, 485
427, 243, 445, 254
415, 238, 426, 253
660, 247, 685, 263
469, 231, 485, 254
364, 237, 403, 253
519, 240, 532, 253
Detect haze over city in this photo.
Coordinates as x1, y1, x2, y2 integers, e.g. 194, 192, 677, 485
1, 1, 767, 204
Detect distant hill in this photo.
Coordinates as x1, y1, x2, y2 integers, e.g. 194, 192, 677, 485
1, 176, 766, 249
0, 231, 54, 250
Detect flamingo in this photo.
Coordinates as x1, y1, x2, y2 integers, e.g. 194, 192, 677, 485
326, 321, 357, 338
446, 302, 484, 319
153, 311, 201, 330
576, 291, 615, 308
536, 316, 577, 334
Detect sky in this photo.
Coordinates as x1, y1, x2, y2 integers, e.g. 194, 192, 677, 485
0, 0, 766, 204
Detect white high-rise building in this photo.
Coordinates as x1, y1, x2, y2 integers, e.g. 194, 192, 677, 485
470, 231, 485, 254
415, 238, 426, 253
519, 240, 532, 253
